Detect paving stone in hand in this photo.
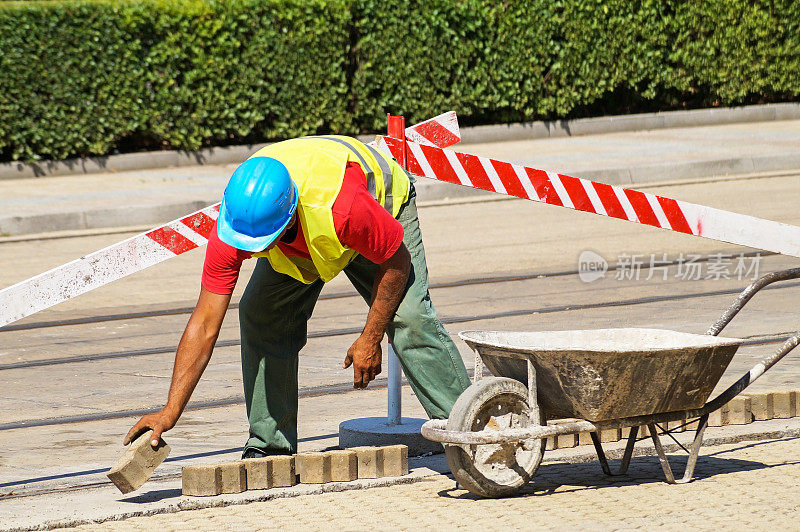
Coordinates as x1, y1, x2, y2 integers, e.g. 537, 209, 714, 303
107, 430, 170, 494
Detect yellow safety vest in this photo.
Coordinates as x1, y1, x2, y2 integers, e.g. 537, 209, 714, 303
249, 136, 411, 284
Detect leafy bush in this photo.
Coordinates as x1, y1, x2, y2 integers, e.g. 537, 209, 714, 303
352, 0, 800, 126
666, 0, 800, 102
0, 0, 798, 162
0, 0, 350, 160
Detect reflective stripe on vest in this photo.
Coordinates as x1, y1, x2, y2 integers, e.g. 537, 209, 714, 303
248, 136, 410, 284
307, 136, 394, 215
364, 143, 393, 215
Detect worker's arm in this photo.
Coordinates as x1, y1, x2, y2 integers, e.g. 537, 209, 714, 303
344, 243, 411, 388
124, 287, 231, 446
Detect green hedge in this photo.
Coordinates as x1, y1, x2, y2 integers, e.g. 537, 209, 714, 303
0, 0, 350, 160
352, 0, 800, 128
1, 0, 799, 162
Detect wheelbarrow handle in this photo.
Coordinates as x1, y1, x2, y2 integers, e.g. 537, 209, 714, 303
701, 267, 800, 415
702, 331, 800, 415
707, 267, 800, 336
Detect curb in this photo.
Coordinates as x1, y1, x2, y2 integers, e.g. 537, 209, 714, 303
549, 417, 800, 467
459, 102, 800, 144
1, 102, 798, 181
0, 200, 210, 237
0, 144, 266, 181
544, 390, 800, 451
6, 459, 449, 532
5, 151, 799, 238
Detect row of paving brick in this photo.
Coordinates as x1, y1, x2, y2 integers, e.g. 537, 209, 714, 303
547, 389, 799, 450
83, 438, 800, 531
182, 445, 409, 497
108, 390, 796, 493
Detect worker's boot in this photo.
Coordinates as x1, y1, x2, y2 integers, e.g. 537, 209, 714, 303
242, 447, 294, 460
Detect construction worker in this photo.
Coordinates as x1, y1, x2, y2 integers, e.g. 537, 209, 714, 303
125, 136, 470, 457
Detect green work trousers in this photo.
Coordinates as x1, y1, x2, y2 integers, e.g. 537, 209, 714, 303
238, 185, 470, 453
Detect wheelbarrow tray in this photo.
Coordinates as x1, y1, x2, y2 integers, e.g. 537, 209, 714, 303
460, 328, 743, 422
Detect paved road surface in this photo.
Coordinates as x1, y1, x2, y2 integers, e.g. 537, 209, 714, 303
1, 119, 799, 235
74, 438, 800, 531
1, 170, 799, 528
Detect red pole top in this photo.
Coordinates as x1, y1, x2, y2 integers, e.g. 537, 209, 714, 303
386, 114, 406, 140
386, 114, 408, 169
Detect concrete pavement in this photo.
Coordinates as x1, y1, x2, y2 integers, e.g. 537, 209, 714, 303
2, 173, 800, 529
6, 425, 798, 530
3, 171, 799, 318
82, 436, 798, 531
1, 120, 800, 528
0, 118, 799, 236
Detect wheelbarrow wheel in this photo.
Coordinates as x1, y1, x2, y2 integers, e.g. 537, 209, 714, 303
445, 377, 544, 498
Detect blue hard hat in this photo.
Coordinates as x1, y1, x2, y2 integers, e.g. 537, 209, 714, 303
217, 157, 299, 252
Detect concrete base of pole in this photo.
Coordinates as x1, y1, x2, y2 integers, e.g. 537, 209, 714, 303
338, 417, 443, 457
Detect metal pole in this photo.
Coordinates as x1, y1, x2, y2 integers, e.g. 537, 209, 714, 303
387, 342, 402, 425
385, 114, 406, 427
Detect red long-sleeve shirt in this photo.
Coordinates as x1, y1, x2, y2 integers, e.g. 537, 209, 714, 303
201, 162, 404, 294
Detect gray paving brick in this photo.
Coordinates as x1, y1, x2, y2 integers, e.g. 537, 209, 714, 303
381, 445, 409, 477
353, 447, 383, 479
725, 396, 752, 425
244, 456, 296, 490
666, 419, 685, 433
708, 408, 725, 427
296, 453, 327, 484
772, 391, 797, 419
748, 393, 774, 421
327, 450, 357, 482
106, 430, 170, 494
600, 428, 621, 442
182, 464, 220, 497
557, 433, 578, 449
219, 462, 246, 494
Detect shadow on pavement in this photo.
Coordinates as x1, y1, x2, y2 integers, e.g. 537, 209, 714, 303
411, 453, 450, 475
436, 442, 799, 500
703, 436, 799, 458
0, 432, 338, 491
120, 488, 183, 504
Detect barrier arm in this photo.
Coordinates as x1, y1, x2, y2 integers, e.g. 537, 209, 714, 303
0, 112, 462, 328
375, 134, 800, 259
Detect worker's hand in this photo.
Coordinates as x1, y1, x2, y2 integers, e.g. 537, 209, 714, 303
124, 409, 177, 448
343, 335, 382, 389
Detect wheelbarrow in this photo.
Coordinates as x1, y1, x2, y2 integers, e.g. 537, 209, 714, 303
421, 267, 800, 498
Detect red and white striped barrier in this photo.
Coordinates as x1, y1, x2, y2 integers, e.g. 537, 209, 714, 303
376, 135, 800, 259
0, 113, 461, 328
0, 204, 221, 328
402, 111, 460, 148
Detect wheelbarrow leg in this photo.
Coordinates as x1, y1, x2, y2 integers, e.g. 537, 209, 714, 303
473, 348, 484, 384
592, 425, 639, 476
590, 432, 613, 476
679, 414, 710, 483
647, 423, 676, 483
526, 358, 539, 424
647, 414, 709, 484
618, 425, 639, 475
